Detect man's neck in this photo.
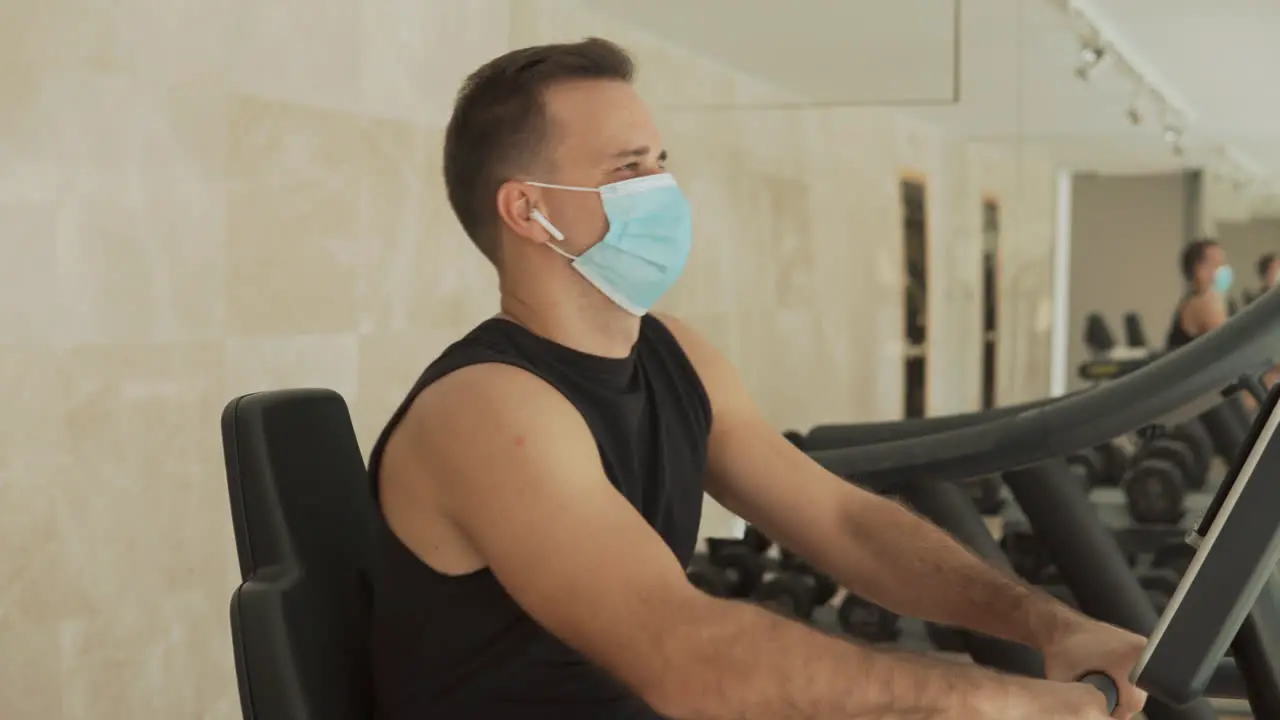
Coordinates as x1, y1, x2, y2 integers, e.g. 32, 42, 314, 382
497, 276, 641, 359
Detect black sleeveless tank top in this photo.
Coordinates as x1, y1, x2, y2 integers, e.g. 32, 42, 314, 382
1166, 292, 1201, 350
367, 315, 712, 720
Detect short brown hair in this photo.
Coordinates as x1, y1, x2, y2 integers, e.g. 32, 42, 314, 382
1181, 238, 1219, 282
1259, 253, 1277, 280
443, 38, 635, 265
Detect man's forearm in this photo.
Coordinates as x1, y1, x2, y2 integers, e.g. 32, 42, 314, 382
652, 597, 1016, 720
829, 496, 1081, 650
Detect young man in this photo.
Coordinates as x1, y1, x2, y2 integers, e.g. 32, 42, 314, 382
1167, 238, 1233, 350
370, 39, 1146, 720
1259, 253, 1278, 295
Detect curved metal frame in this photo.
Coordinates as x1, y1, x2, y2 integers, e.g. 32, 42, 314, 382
807, 289, 1280, 489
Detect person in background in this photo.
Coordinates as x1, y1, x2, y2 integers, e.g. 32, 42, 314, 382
1257, 253, 1280, 387
1258, 253, 1278, 295
1166, 238, 1232, 350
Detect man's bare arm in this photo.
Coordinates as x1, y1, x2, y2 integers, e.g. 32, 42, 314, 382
384, 362, 1027, 720
656, 314, 1083, 652
1188, 293, 1229, 335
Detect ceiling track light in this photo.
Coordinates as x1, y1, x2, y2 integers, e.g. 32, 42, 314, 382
1162, 125, 1183, 144
1074, 43, 1106, 80
1126, 105, 1143, 126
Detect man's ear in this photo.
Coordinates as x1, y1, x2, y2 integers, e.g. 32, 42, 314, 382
496, 181, 553, 245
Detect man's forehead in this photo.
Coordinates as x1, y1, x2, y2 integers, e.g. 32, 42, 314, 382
543, 80, 659, 157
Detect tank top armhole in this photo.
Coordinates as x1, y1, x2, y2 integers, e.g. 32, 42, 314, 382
367, 352, 543, 504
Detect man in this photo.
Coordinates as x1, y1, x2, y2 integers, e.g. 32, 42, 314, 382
1167, 238, 1232, 350
1259, 253, 1278, 295
370, 38, 1146, 720
1256, 254, 1279, 387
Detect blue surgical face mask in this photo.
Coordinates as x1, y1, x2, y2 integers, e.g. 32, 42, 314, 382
525, 173, 693, 316
1213, 264, 1234, 295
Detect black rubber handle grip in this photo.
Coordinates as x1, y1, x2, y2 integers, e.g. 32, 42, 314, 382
1078, 672, 1119, 713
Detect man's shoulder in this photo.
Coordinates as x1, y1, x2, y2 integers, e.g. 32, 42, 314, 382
408, 362, 575, 437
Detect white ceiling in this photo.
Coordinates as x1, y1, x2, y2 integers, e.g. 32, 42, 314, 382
589, 0, 961, 105
587, 0, 1280, 208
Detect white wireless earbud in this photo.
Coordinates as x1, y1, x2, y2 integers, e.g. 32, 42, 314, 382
529, 208, 566, 242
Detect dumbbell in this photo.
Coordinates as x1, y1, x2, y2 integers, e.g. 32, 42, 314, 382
965, 476, 1005, 515
741, 525, 773, 555
1164, 421, 1214, 490
836, 592, 902, 643
1122, 439, 1195, 525
753, 555, 839, 620
704, 538, 768, 599
686, 553, 731, 597
1066, 441, 1129, 489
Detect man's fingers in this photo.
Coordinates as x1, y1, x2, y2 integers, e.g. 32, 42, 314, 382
1113, 686, 1147, 719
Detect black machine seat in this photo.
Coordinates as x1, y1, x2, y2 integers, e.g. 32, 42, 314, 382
221, 389, 377, 720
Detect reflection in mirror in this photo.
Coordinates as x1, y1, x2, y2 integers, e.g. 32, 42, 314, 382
982, 198, 1000, 410
903, 176, 929, 419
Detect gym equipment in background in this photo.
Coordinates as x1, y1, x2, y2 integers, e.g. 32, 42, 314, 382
1122, 422, 1215, 525
1000, 527, 1056, 585
751, 562, 838, 620
741, 524, 773, 555
835, 592, 901, 643
1122, 312, 1150, 353
701, 538, 768, 599
782, 430, 806, 451
965, 476, 1005, 515
1083, 312, 1117, 357
924, 622, 967, 653
1151, 540, 1197, 578
1065, 441, 1130, 489
1134, 381, 1280, 714
686, 554, 731, 597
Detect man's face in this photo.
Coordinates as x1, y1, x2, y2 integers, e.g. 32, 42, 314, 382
1198, 244, 1225, 286
1266, 258, 1280, 288
532, 80, 667, 254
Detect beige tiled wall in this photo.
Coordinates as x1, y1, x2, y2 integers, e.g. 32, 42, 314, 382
0, 1, 1060, 717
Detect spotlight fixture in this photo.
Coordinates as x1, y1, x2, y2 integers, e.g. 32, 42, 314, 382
1074, 44, 1106, 80
1162, 125, 1183, 144
1126, 105, 1143, 126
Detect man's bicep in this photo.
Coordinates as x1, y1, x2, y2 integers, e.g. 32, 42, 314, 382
419, 366, 699, 698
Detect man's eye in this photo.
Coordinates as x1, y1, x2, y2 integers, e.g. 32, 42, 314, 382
617, 162, 641, 172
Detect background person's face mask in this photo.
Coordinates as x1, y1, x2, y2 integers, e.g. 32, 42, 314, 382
1214, 264, 1235, 295
526, 173, 693, 316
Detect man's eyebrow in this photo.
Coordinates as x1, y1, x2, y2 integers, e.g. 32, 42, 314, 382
611, 147, 668, 162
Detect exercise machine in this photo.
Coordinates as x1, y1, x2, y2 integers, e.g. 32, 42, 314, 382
1134, 380, 1280, 714
799, 289, 1280, 719
217, 286, 1280, 720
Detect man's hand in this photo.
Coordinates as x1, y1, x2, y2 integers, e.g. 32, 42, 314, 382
1041, 619, 1148, 719
984, 677, 1114, 720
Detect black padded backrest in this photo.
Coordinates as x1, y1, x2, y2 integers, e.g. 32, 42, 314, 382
221, 389, 376, 720
1121, 312, 1148, 348
1083, 312, 1116, 354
